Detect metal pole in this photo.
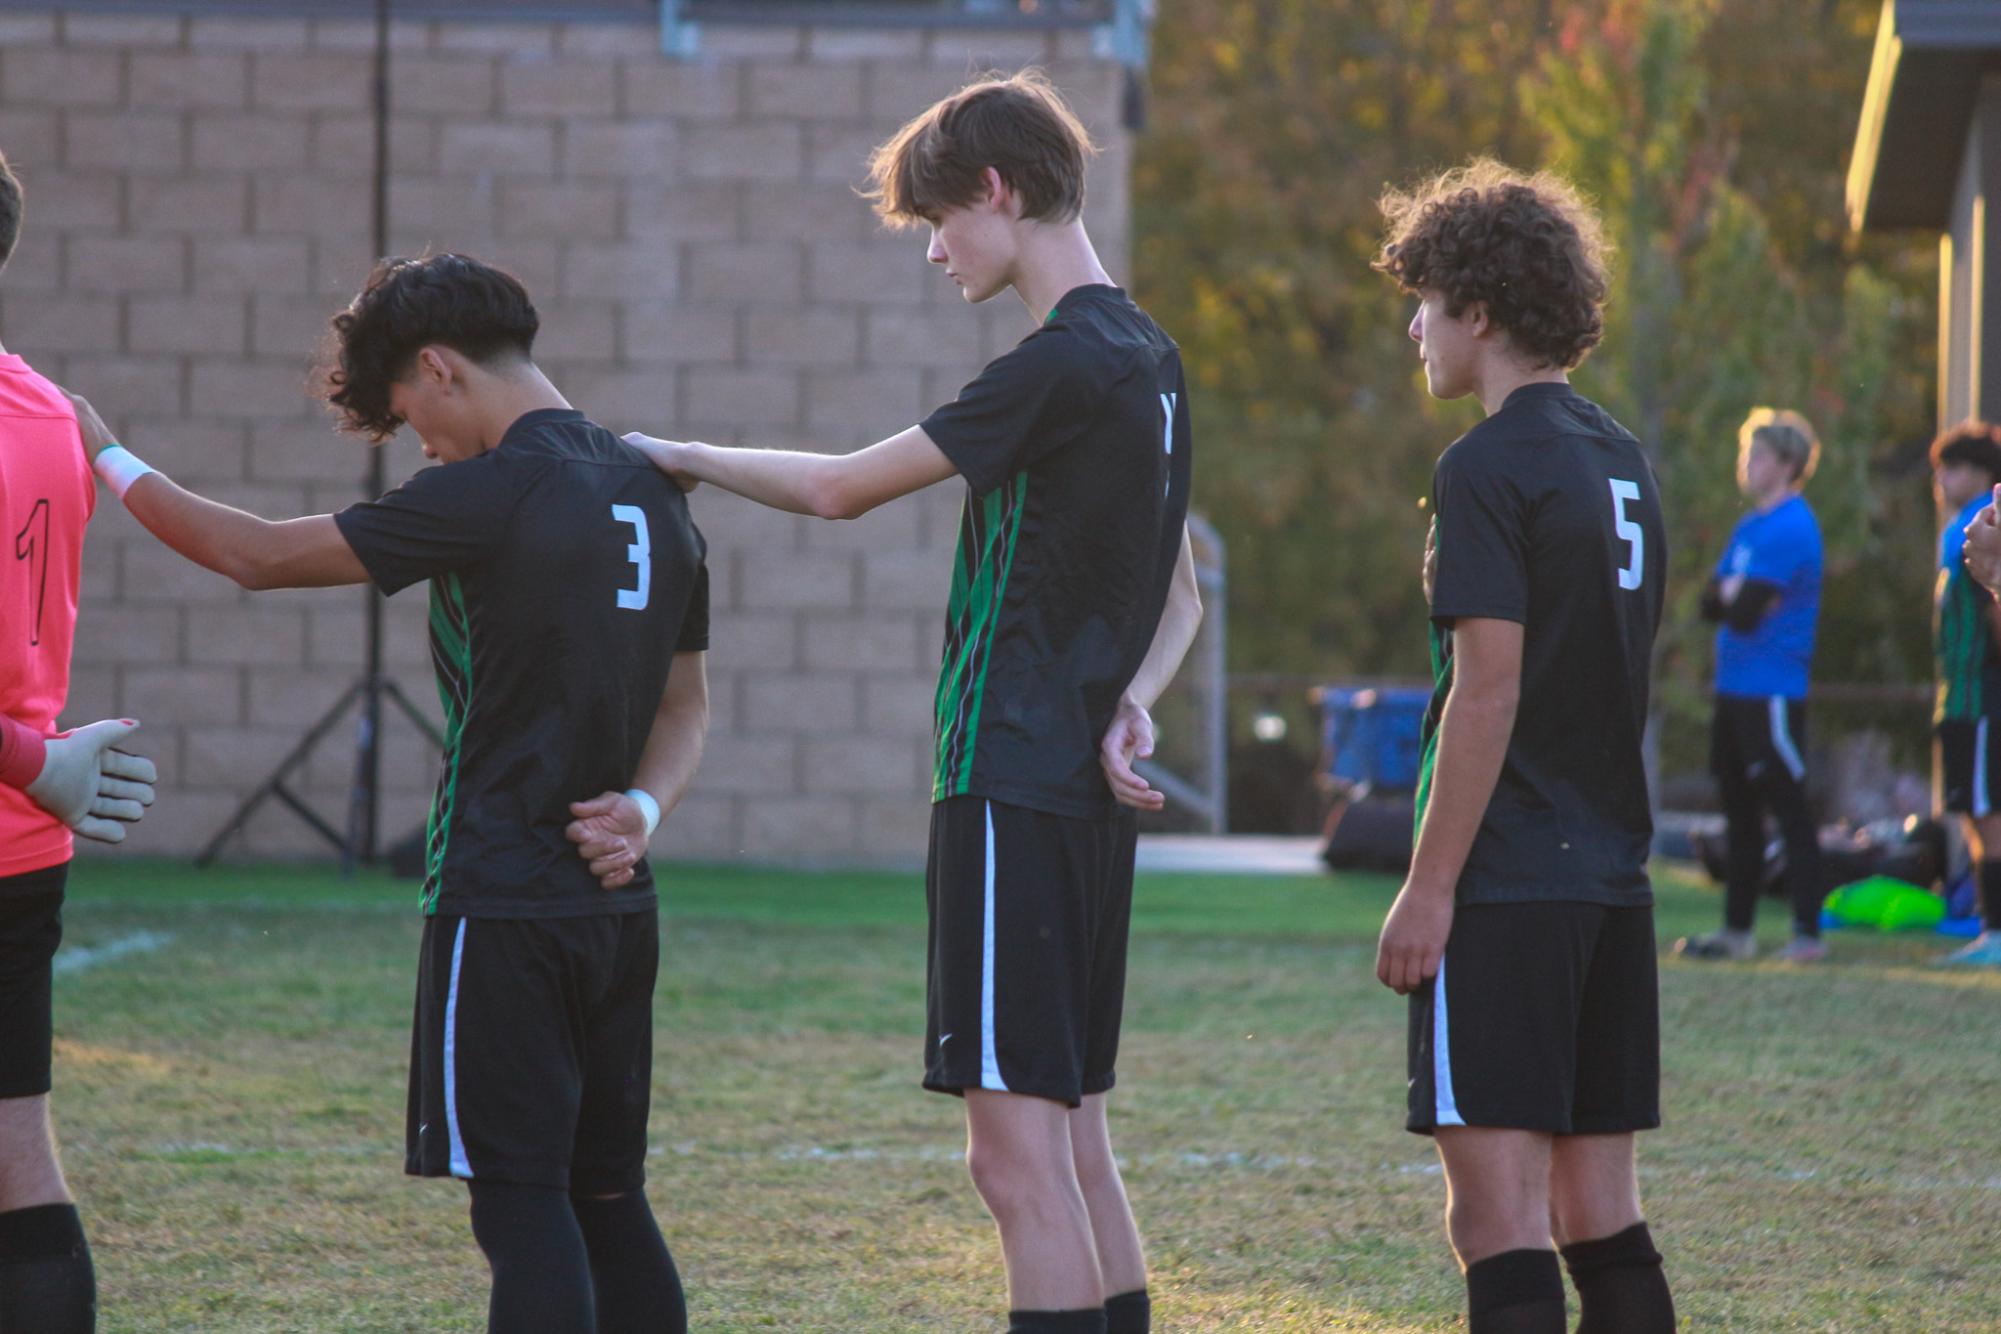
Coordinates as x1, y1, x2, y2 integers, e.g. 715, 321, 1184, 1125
1191, 514, 1228, 834
343, 0, 392, 872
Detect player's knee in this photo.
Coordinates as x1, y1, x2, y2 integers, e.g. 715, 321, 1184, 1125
1445, 1195, 1535, 1263
963, 1139, 1013, 1207
1069, 1133, 1117, 1192
965, 1139, 1046, 1219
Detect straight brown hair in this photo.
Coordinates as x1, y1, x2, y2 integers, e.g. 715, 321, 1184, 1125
865, 69, 1097, 228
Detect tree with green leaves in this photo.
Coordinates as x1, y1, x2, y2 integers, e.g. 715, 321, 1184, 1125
1134, 0, 1936, 786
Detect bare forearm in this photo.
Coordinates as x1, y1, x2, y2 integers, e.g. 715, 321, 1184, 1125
1122, 531, 1204, 710
1408, 685, 1517, 897
122, 474, 360, 590
121, 473, 272, 585
652, 439, 840, 518
631, 698, 708, 819
1125, 580, 1203, 711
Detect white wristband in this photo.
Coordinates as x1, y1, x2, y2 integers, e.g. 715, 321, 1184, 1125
93, 445, 156, 499
624, 788, 661, 838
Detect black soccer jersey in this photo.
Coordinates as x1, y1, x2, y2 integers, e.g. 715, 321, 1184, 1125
334, 409, 708, 919
1419, 382, 1665, 907
919, 285, 1192, 820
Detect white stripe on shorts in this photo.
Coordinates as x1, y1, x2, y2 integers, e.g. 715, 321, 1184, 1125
1978, 718, 1993, 818
444, 918, 473, 1178
979, 802, 1010, 1092
1432, 955, 1465, 1127
1769, 696, 1806, 783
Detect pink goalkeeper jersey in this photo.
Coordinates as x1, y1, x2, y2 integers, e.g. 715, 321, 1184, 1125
0, 354, 94, 876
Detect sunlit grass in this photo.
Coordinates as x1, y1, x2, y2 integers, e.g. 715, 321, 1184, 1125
48, 858, 2001, 1331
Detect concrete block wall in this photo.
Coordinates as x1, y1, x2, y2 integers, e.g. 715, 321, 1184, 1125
0, 5, 1132, 865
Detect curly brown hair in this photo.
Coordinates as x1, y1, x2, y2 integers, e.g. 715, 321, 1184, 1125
1374, 159, 1612, 371
1930, 420, 2001, 482
321, 252, 538, 441
864, 69, 1097, 228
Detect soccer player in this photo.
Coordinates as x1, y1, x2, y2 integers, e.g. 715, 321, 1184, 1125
1677, 408, 1827, 964
619, 72, 1201, 1334
65, 252, 709, 1334
0, 147, 159, 1334
1372, 161, 1676, 1334
1929, 421, 2001, 967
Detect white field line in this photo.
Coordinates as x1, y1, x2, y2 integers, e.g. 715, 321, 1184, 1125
107, 1139, 2001, 1195
53, 930, 172, 975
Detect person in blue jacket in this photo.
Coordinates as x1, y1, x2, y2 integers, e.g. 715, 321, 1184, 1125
1677, 409, 1826, 963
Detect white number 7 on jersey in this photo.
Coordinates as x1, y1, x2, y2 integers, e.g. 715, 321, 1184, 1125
1608, 479, 1643, 590
612, 504, 650, 611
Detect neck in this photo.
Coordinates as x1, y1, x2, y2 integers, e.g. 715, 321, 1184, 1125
1009, 219, 1114, 321
1475, 358, 1568, 416
1753, 485, 1796, 514
472, 364, 571, 451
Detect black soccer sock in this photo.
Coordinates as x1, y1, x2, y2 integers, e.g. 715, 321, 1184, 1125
1980, 860, 2001, 932
466, 1180, 595, 1334
572, 1189, 687, 1334
1463, 1248, 1565, 1334
1560, 1222, 1676, 1334
1105, 1287, 1150, 1333
0, 1202, 96, 1334
1007, 1307, 1108, 1333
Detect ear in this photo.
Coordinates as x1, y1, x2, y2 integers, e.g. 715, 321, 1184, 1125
414, 345, 451, 387
1464, 301, 1492, 338
980, 165, 1020, 219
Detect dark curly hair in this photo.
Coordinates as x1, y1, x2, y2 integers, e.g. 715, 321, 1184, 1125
322, 252, 538, 440
1930, 420, 2001, 483
1374, 159, 1612, 371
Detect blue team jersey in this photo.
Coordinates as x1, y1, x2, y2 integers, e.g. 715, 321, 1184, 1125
1713, 494, 1821, 700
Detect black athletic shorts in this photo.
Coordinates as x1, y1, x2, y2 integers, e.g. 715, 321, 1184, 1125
1711, 693, 1809, 789
923, 796, 1138, 1108
0, 864, 67, 1100
1407, 901, 1660, 1137
406, 910, 658, 1193
1936, 718, 2001, 817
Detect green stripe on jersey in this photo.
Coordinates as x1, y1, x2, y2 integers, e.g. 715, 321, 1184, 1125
932, 471, 1027, 801
1413, 621, 1450, 842
1938, 567, 1990, 723
422, 572, 472, 915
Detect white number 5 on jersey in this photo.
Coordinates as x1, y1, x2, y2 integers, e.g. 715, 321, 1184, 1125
613, 504, 650, 611
1608, 479, 1643, 590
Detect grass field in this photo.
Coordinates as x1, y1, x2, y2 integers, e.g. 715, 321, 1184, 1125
45, 857, 2001, 1332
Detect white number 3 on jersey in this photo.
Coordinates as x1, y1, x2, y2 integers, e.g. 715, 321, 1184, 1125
1608, 479, 1643, 591
613, 504, 650, 611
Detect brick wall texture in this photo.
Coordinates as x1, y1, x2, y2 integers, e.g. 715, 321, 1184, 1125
0, 8, 1133, 865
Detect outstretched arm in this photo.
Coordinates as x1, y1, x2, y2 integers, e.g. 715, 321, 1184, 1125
1100, 528, 1205, 811
567, 651, 711, 890
65, 388, 368, 591
624, 426, 960, 521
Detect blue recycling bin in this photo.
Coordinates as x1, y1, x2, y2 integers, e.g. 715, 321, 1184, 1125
1319, 686, 1430, 792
